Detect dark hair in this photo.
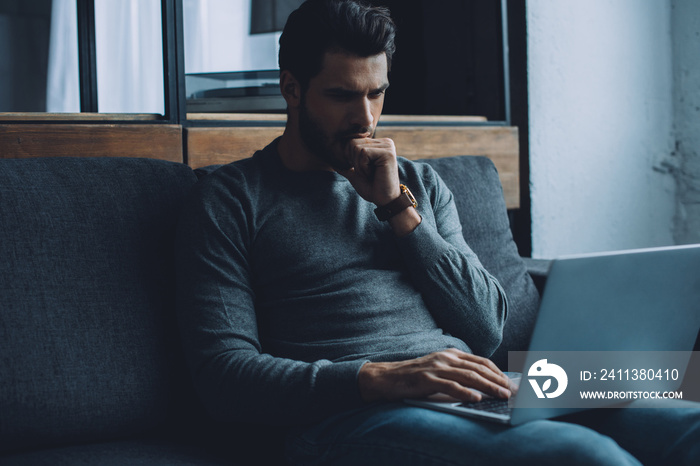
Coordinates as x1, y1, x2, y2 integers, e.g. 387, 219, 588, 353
279, 0, 396, 89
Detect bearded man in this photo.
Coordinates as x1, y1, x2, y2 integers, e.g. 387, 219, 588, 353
175, 1, 700, 464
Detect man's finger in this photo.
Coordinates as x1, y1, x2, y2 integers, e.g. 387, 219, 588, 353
436, 350, 511, 388
428, 377, 484, 403
447, 369, 512, 399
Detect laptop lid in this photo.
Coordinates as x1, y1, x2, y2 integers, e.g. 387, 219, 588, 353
406, 245, 700, 425
510, 244, 700, 424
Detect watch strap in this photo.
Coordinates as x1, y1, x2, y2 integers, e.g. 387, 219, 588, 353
374, 184, 417, 221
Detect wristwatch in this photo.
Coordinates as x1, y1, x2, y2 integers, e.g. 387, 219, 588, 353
374, 184, 418, 221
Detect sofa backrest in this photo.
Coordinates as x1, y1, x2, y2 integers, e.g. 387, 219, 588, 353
0, 157, 198, 453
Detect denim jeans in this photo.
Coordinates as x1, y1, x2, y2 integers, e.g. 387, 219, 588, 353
285, 400, 700, 465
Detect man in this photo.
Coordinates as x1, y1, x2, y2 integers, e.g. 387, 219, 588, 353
175, 1, 700, 464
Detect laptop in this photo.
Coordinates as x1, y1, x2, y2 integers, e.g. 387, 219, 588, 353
405, 244, 700, 425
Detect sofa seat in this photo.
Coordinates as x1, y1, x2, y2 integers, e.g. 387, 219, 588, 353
0, 438, 237, 466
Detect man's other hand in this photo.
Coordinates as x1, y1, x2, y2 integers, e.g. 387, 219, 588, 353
358, 349, 514, 403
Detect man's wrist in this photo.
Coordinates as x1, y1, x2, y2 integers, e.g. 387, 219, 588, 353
378, 184, 421, 236
358, 361, 388, 402
374, 184, 417, 222
388, 206, 421, 237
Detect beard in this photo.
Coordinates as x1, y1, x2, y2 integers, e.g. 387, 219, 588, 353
298, 97, 374, 171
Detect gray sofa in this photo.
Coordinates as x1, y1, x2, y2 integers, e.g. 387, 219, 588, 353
0, 155, 541, 464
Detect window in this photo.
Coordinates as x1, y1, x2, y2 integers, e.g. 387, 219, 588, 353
1, 0, 165, 116
93, 0, 164, 114
182, 0, 509, 122
183, 0, 287, 114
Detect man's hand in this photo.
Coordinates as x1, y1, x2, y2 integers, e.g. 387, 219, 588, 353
358, 348, 514, 403
338, 137, 421, 236
338, 137, 400, 206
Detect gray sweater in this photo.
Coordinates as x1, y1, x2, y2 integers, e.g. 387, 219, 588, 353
175, 140, 507, 426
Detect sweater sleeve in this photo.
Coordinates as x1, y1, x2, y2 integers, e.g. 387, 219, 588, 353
174, 171, 367, 426
395, 164, 508, 357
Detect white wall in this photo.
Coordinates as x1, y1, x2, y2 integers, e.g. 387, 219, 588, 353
527, 0, 679, 258
671, 0, 700, 245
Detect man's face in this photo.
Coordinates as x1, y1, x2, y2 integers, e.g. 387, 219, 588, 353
297, 51, 389, 171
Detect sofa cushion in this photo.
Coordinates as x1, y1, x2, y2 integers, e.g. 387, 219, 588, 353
0, 157, 198, 453
420, 156, 540, 368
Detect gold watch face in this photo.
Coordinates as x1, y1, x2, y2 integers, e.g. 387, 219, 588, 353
400, 184, 418, 208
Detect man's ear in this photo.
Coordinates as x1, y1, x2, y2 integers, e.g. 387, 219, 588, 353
280, 70, 301, 108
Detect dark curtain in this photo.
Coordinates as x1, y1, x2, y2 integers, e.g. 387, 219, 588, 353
250, 0, 304, 34
0, 0, 53, 111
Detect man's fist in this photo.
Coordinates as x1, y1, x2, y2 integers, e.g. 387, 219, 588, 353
338, 137, 400, 206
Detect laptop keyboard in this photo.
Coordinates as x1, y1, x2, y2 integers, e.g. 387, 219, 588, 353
459, 398, 513, 415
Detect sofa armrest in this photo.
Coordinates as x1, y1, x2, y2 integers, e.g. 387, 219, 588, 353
521, 257, 553, 296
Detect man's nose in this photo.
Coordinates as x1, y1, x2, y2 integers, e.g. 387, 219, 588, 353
350, 97, 374, 133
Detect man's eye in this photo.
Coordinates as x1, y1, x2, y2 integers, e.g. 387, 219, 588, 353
330, 93, 354, 101
369, 91, 385, 99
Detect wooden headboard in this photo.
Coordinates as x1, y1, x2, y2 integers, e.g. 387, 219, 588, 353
0, 123, 183, 163
0, 115, 519, 208
186, 120, 519, 209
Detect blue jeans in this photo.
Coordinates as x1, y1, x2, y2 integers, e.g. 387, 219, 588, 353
284, 400, 700, 465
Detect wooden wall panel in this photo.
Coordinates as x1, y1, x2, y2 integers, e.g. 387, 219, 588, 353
376, 126, 519, 209
186, 127, 284, 168
186, 125, 520, 208
0, 124, 183, 163
0, 122, 518, 208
